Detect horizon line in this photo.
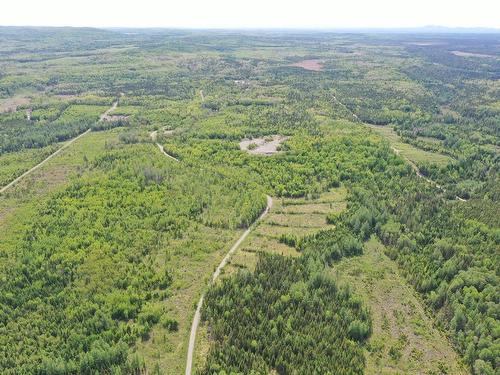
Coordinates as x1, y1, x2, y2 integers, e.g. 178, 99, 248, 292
1, 25, 500, 33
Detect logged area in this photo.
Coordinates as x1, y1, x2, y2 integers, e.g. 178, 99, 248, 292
0, 27, 498, 375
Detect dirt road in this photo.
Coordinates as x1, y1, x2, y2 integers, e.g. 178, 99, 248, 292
149, 130, 179, 162
391, 147, 434, 182
0, 129, 91, 194
391, 147, 466, 201
0, 101, 118, 194
100, 100, 118, 121
185, 195, 273, 375
332, 93, 465, 202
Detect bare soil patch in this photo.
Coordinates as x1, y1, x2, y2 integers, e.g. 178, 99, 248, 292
408, 42, 440, 46
101, 114, 129, 122
290, 59, 324, 71
239, 135, 288, 155
0, 96, 31, 113
54, 94, 78, 100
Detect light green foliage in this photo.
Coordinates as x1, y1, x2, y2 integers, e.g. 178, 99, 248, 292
0, 142, 265, 373
0, 27, 497, 375
0, 145, 58, 186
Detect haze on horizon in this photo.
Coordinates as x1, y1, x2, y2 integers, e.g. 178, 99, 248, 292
1, 0, 499, 29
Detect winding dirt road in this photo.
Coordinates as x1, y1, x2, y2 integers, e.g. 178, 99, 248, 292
332, 93, 465, 202
391, 146, 466, 201
185, 195, 273, 375
149, 130, 179, 162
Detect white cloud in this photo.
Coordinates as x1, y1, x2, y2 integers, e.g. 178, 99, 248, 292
1, 0, 499, 28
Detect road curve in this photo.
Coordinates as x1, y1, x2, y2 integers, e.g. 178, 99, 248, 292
185, 195, 273, 375
149, 130, 180, 162
391, 147, 466, 201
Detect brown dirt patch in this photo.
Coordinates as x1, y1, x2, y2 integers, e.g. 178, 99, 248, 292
239, 135, 288, 155
101, 114, 129, 122
290, 59, 324, 71
0, 96, 31, 113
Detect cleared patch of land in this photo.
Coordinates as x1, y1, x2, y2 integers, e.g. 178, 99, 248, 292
366, 124, 452, 166
290, 59, 324, 71
332, 237, 467, 375
408, 42, 440, 46
0, 96, 31, 113
0, 145, 59, 187
239, 135, 288, 155
238, 187, 347, 263
0, 129, 91, 194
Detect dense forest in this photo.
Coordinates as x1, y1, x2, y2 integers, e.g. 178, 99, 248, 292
201, 253, 371, 374
0, 27, 498, 374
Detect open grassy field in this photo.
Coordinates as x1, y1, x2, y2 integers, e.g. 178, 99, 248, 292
366, 124, 453, 166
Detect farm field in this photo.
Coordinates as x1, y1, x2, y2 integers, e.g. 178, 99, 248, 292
0, 27, 498, 375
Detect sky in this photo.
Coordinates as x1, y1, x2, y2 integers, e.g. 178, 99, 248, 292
1, 0, 499, 29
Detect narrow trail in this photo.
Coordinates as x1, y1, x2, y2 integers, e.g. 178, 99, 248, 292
0, 129, 91, 194
199, 90, 205, 102
0, 101, 119, 195
99, 100, 118, 121
149, 130, 179, 162
332, 94, 359, 122
185, 195, 273, 375
392, 146, 466, 201
331, 92, 465, 202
